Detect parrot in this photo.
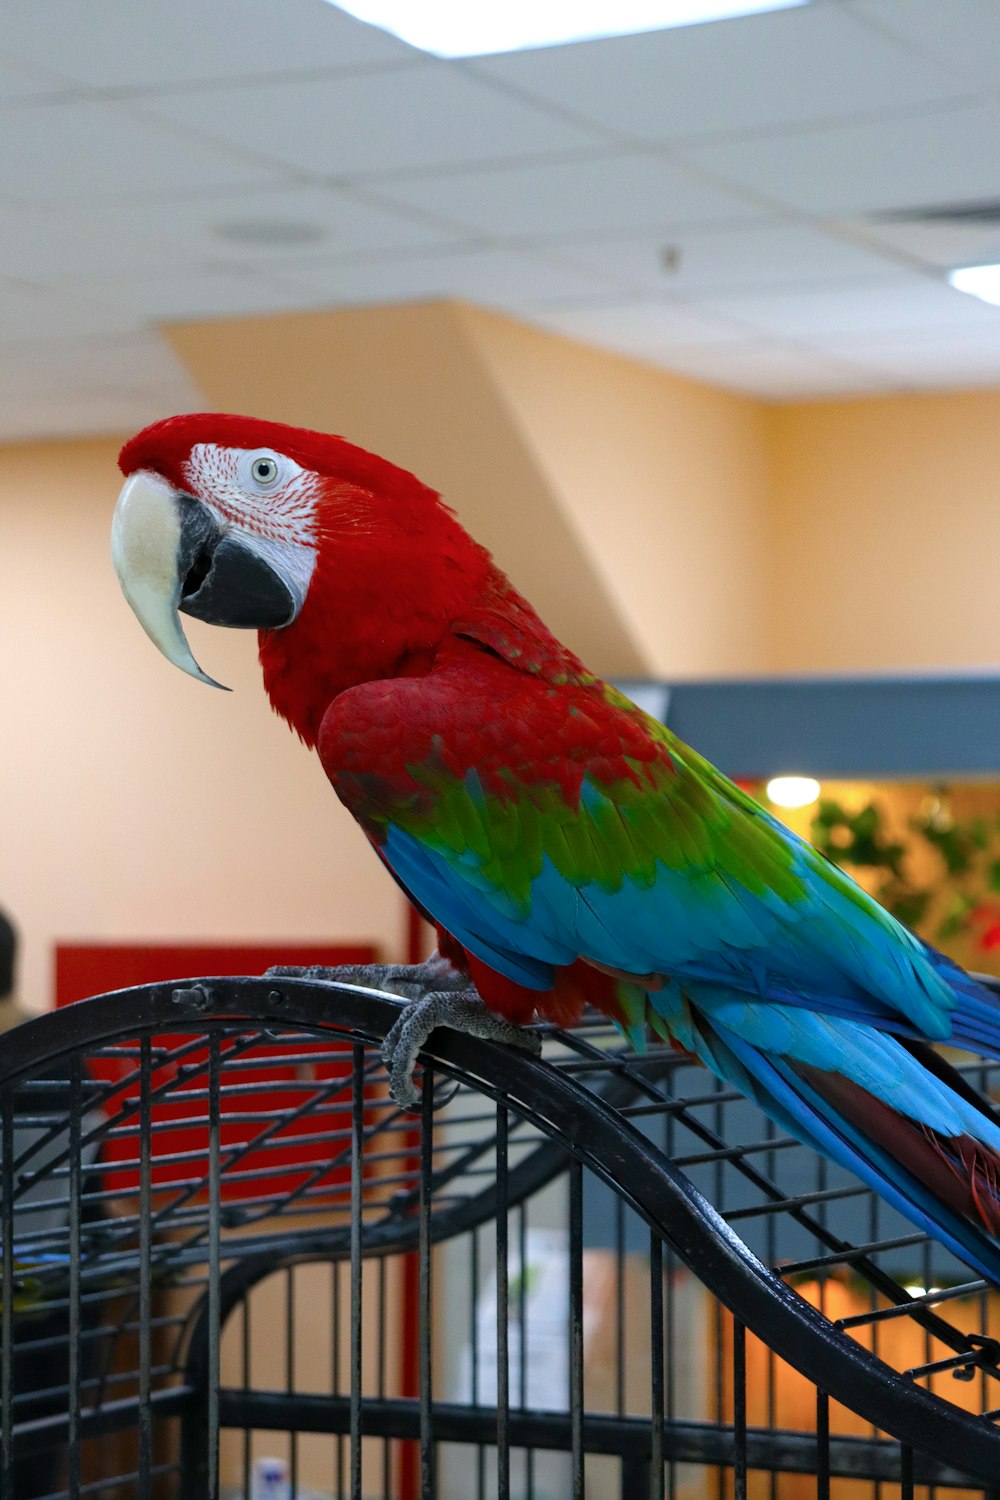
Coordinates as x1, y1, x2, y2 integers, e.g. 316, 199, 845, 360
111, 412, 1000, 1283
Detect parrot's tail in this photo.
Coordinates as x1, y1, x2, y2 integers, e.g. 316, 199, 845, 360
645, 980, 1000, 1284
736, 1040, 1000, 1283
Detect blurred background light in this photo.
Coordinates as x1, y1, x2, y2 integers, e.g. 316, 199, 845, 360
948, 264, 1000, 309
765, 776, 822, 809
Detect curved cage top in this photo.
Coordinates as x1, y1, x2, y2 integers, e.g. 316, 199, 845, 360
3, 974, 1000, 1497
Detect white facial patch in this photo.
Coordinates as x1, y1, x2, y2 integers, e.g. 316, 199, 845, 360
184, 442, 321, 617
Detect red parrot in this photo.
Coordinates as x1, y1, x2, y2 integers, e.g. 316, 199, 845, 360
112, 412, 1000, 1282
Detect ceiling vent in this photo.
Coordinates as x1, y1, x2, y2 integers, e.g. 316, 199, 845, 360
876, 198, 1000, 226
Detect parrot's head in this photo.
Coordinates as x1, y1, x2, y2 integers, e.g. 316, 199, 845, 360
113, 413, 492, 738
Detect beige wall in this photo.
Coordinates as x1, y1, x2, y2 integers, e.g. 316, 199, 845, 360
5, 305, 1000, 1010
458, 305, 774, 678
0, 436, 405, 1012
764, 390, 1000, 674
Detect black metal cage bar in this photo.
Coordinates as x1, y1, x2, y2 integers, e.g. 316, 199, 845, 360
1, 975, 1000, 1498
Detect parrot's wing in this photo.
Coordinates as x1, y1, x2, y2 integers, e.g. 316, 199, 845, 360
362, 695, 1000, 1278
320, 655, 967, 1042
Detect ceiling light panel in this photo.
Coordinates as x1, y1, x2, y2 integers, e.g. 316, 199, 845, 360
949, 263, 1000, 308
327, 0, 809, 58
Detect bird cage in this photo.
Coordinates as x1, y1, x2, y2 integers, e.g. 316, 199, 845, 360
2, 974, 1000, 1500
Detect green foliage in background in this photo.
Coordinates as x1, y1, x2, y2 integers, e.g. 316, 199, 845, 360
808, 786, 1000, 944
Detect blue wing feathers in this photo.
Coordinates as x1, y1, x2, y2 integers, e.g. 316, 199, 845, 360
385, 818, 1000, 1052
383, 828, 561, 988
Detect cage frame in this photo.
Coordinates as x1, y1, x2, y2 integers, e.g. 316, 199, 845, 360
3, 973, 1000, 1495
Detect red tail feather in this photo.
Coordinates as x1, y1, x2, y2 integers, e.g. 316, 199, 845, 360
800, 1066, 1000, 1237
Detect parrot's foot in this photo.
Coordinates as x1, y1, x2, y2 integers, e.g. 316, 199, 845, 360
380, 990, 542, 1111
266, 953, 468, 1002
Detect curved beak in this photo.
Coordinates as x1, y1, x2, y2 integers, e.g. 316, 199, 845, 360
111, 470, 299, 690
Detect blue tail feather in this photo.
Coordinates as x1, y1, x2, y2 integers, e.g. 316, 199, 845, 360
644, 972, 1000, 1284
714, 1022, 1000, 1284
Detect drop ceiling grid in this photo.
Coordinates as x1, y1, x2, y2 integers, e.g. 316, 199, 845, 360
0, 0, 997, 434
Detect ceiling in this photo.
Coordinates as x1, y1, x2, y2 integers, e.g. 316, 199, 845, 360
2, 0, 1000, 440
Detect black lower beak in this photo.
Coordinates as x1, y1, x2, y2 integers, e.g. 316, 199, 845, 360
176, 499, 298, 630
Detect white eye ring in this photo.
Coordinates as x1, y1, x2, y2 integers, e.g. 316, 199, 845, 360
244, 450, 283, 490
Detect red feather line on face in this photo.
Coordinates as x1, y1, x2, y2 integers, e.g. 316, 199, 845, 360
118, 413, 440, 508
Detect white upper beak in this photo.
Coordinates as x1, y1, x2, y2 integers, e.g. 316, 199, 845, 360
111, 469, 227, 690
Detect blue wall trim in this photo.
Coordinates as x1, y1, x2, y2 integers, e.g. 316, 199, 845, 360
614, 673, 1000, 780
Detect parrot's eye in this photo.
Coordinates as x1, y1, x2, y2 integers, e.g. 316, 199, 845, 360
241, 450, 284, 491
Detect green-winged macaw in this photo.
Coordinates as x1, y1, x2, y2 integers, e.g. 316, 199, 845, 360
112, 413, 1000, 1282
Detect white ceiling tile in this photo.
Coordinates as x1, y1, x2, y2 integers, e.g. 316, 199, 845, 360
0, 332, 202, 401
847, 0, 1000, 89
66, 265, 350, 322
838, 217, 1000, 273
0, 58, 77, 101
141, 67, 604, 180
0, 388, 203, 444
529, 299, 760, 356
811, 328, 1000, 386
0, 186, 452, 285
699, 276, 1000, 338
0, 2, 999, 428
368, 153, 764, 240
1, 0, 416, 91
679, 102, 1000, 217
0, 280, 145, 341
883, 364, 1000, 392
0, 100, 282, 205
283, 248, 610, 310
653, 342, 899, 398
559, 224, 906, 294
0, 370, 200, 416
468, 4, 975, 146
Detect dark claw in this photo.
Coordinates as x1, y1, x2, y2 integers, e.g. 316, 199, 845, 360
380, 990, 542, 1109
263, 958, 542, 1109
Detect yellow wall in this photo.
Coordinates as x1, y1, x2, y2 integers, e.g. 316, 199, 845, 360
457, 305, 773, 678
765, 390, 1000, 674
